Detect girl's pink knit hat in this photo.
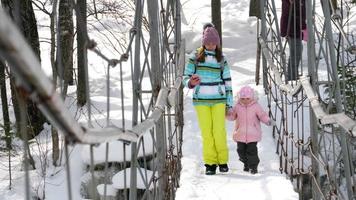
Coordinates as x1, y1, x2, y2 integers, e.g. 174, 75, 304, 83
239, 86, 254, 99
202, 27, 220, 47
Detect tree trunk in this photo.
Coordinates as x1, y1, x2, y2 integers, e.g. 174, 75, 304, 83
77, 0, 87, 106
51, 126, 60, 166
1, 0, 21, 139
1, 0, 43, 170
58, 0, 74, 97
18, 89, 36, 170
0, 61, 12, 188
0, 61, 12, 150
249, 0, 261, 19
50, 0, 58, 85
21, 0, 47, 139
211, 0, 222, 47
8, 78, 21, 136
2, 0, 47, 139
51, 0, 60, 166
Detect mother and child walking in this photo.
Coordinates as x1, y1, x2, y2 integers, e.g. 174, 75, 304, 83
183, 23, 275, 175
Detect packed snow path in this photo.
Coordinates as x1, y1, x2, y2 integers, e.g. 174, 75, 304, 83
175, 87, 299, 200
177, 1, 299, 199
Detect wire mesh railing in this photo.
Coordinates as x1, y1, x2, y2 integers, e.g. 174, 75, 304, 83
259, 0, 356, 199
0, 0, 184, 199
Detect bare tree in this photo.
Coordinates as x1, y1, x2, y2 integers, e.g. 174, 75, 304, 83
58, 0, 74, 96
2, 0, 46, 141
211, 0, 222, 46
51, 0, 60, 166
1, 0, 47, 169
0, 60, 12, 188
77, 0, 87, 107
31, 0, 63, 166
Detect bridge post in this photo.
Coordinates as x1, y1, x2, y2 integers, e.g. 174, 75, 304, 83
130, 0, 144, 199
148, 0, 167, 199
259, 0, 268, 91
305, 1, 321, 200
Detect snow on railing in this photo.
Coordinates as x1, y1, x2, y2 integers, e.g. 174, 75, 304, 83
168, 40, 186, 107
299, 77, 356, 137
131, 87, 168, 136
259, 37, 356, 137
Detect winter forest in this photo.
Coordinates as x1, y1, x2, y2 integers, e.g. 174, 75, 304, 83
0, 0, 355, 200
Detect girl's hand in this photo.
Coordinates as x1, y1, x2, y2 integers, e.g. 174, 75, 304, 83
232, 130, 239, 142
225, 108, 235, 121
188, 74, 201, 88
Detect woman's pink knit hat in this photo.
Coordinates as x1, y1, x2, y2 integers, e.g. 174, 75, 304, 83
202, 27, 220, 47
239, 86, 254, 99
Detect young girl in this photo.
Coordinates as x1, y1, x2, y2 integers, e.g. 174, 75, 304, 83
227, 86, 274, 174
183, 25, 233, 175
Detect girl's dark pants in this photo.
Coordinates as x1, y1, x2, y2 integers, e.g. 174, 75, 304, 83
237, 142, 259, 170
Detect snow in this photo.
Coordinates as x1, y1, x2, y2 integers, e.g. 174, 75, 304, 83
0, 0, 302, 199
175, 89, 299, 200
111, 168, 154, 190
81, 133, 154, 165
97, 184, 117, 196
175, 0, 299, 199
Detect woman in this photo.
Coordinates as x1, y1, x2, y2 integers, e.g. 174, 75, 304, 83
280, 0, 306, 81
183, 25, 233, 175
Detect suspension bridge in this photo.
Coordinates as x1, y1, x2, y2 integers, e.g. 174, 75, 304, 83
0, 0, 355, 199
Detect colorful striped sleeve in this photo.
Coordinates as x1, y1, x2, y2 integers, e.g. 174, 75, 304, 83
182, 53, 197, 88
222, 58, 233, 108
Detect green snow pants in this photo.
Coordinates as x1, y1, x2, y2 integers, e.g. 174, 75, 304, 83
195, 103, 229, 165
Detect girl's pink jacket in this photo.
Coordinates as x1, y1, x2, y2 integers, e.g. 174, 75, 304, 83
227, 100, 270, 143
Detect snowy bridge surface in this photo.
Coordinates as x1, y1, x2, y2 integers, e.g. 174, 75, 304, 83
176, 93, 299, 200
0, 0, 355, 199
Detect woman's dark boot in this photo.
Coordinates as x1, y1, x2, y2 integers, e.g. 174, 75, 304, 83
205, 164, 217, 175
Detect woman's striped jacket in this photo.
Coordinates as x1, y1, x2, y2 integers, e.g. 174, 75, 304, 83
183, 49, 233, 108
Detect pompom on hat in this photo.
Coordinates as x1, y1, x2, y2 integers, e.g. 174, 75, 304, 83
202, 26, 221, 48
239, 86, 254, 99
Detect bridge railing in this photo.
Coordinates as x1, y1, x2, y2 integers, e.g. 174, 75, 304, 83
259, 0, 356, 199
0, 0, 184, 199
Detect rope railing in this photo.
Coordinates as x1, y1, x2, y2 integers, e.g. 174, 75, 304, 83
0, 5, 185, 144
0, 10, 140, 144
168, 39, 186, 107
0, 0, 184, 198
259, 37, 303, 96
259, 37, 356, 137
299, 77, 356, 136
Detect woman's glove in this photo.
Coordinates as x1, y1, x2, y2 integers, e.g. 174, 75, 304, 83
188, 74, 201, 88
301, 29, 308, 42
